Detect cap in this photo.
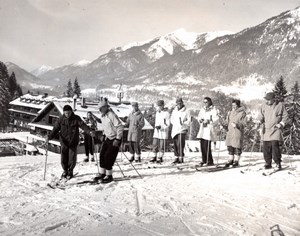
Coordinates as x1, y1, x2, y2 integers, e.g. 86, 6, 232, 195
157, 100, 164, 106
264, 92, 275, 100
176, 97, 183, 104
63, 105, 73, 111
131, 102, 138, 107
98, 97, 109, 109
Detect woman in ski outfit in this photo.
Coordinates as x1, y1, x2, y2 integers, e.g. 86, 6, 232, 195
224, 99, 246, 167
150, 100, 170, 163
83, 111, 97, 162
197, 97, 219, 166
170, 97, 190, 164
126, 102, 145, 162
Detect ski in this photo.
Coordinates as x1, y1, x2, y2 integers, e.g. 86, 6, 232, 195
47, 173, 78, 189
201, 164, 247, 172
262, 166, 289, 176
195, 163, 226, 172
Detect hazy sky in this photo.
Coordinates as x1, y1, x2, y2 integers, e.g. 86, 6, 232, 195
1, 0, 300, 71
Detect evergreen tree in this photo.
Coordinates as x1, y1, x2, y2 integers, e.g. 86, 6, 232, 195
7, 72, 23, 100
73, 77, 81, 97
283, 82, 300, 154
0, 62, 11, 131
273, 76, 288, 102
66, 79, 74, 97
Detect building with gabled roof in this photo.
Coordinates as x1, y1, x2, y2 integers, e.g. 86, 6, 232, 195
29, 99, 153, 153
8, 93, 57, 131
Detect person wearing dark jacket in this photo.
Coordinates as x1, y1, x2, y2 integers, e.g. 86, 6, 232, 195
46, 105, 93, 179
83, 111, 97, 162
224, 99, 247, 167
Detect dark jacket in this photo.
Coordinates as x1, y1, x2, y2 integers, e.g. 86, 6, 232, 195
48, 113, 90, 147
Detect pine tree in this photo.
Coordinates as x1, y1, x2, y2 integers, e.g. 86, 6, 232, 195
273, 76, 288, 102
0, 62, 11, 131
66, 79, 74, 97
283, 82, 300, 154
73, 77, 81, 97
7, 72, 23, 100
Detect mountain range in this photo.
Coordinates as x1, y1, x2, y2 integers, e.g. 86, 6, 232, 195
5, 6, 300, 105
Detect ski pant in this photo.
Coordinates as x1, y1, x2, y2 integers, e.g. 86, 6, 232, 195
227, 146, 242, 156
152, 138, 166, 158
200, 138, 214, 164
263, 140, 281, 165
99, 138, 119, 170
173, 133, 186, 157
128, 141, 141, 156
84, 134, 94, 156
61, 144, 77, 173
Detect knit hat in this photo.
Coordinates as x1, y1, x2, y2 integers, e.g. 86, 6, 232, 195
264, 92, 275, 100
157, 100, 164, 106
63, 105, 73, 111
176, 97, 183, 104
131, 102, 138, 107
98, 97, 109, 109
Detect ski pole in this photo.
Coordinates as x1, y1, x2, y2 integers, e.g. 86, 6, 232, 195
43, 139, 49, 180
121, 151, 142, 178
115, 160, 126, 178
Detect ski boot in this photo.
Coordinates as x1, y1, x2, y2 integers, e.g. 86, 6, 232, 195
224, 160, 234, 168
232, 160, 239, 167
101, 175, 113, 184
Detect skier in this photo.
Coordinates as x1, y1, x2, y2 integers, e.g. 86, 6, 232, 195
223, 99, 246, 167
197, 97, 219, 166
46, 105, 93, 179
257, 92, 289, 170
83, 111, 97, 162
94, 98, 124, 183
149, 100, 170, 163
170, 97, 190, 164
126, 102, 145, 162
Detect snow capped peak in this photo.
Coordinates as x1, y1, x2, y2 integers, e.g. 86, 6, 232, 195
31, 65, 53, 76
121, 39, 154, 51
72, 60, 91, 67
203, 31, 234, 42
165, 28, 200, 49
288, 6, 300, 19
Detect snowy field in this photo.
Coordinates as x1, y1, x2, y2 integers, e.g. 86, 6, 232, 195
0, 145, 300, 236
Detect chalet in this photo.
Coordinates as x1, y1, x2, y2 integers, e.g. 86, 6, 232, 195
29, 99, 153, 153
8, 93, 56, 131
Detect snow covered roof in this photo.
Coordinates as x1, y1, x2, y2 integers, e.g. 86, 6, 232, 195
9, 94, 57, 110
32, 101, 153, 131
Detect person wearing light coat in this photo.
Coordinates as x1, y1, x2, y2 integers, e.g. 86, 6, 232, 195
197, 97, 219, 166
257, 92, 289, 169
126, 102, 145, 162
150, 100, 170, 163
224, 99, 247, 167
170, 97, 190, 164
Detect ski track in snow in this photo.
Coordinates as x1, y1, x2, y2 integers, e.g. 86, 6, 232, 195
0, 150, 300, 236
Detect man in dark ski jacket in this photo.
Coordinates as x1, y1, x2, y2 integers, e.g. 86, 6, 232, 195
46, 105, 93, 179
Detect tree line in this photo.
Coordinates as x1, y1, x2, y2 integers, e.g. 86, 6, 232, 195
0, 61, 23, 131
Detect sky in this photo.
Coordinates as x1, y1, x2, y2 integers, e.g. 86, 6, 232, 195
0, 0, 300, 72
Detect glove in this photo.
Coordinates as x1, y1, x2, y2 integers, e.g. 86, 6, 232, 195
113, 139, 121, 147
275, 123, 282, 129
100, 135, 105, 142
155, 125, 161, 130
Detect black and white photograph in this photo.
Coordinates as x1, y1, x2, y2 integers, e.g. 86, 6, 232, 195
1, 0, 300, 235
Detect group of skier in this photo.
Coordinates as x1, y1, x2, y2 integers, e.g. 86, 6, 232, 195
45, 91, 288, 184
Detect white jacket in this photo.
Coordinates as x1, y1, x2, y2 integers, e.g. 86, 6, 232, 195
170, 106, 190, 139
197, 105, 219, 141
153, 108, 170, 140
